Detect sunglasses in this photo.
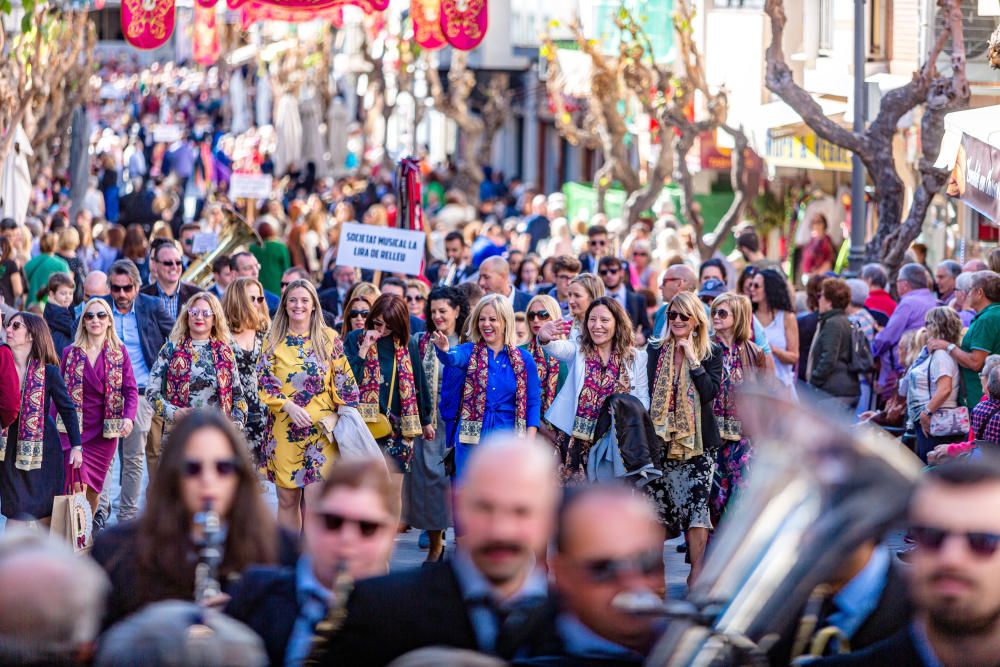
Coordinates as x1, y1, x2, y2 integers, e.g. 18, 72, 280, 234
910, 524, 1000, 557
281, 281, 294, 290
590, 239, 607, 247
110, 284, 135, 293
5, 321, 23, 331
712, 309, 731, 319
578, 549, 662, 584
667, 311, 691, 322
184, 238, 194, 246
183, 458, 238, 478
349, 309, 370, 319
633, 251, 649, 257
314, 511, 386, 537
527, 310, 551, 321
599, 268, 620, 276
250, 296, 266, 304
188, 308, 215, 319
406, 295, 425, 303
159, 260, 183, 268
84, 311, 110, 321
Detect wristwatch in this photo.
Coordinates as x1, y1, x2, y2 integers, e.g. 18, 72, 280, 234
946, 343, 957, 354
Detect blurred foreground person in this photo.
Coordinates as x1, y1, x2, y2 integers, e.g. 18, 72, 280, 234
95, 601, 267, 667
226, 460, 400, 666
816, 458, 1000, 666
316, 436, 561, 665
0, 531, 109, 667
552, 485, 666, 664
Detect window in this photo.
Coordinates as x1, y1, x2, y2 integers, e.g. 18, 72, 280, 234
819, 0, 834, 52
868, 0, 887, 59
91, 7, 124, 42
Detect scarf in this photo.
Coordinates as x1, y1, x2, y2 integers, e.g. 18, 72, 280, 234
164, 338, 236, 417
0, 358, 46, 471
419, 333, 441, 430
649, 338, 701, 460
572, 351, 629, 443
358, 339, 422, 440
459, 343, 527, 444
59, 341, 126, 439
529, 339, 560, 414
713, 339, 745, 441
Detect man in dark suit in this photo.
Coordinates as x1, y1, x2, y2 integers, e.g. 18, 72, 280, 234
315, 437, 562, 665
579, 225, 630, 287
226, 460, 400, 666
815, 459, 1000, 666
98, 259, 173, 525
140, 240, 201, 320
478, 256, 532, 313
598, 256, 652, 342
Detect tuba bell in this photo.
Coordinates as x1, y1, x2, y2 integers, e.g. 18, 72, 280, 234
181, 206, 262, 289
642, 385, 922, 666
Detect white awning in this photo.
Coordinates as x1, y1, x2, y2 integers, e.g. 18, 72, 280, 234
935, 105, 1000, 170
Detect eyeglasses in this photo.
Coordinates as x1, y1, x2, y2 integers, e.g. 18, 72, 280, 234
662, 277, 683, 286
556, 274, 575, 282
747, 283, 762, 290
577, 549, 662, 584
250, 296, 266, 304
527, 310, 551, 321
406, 295, 425, 303
183, 458, 238, 478
667, 311, 691, 322
589, 239, 607, 247
188, 308, 215, 319
84, 311, 110, 321
910, 524, 1000, 557
712, 309, 731, 319
314, 511, 386, 537
159, 260, 183, 268
599, 268, 620, 276
281, 281, 293, 290
5, 321, 23, 331
349, 309, 370, 319
110, 283, 135, 293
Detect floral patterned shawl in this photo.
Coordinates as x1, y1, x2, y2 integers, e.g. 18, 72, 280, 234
0, 358, 46, 471
571, 351, 629, 442
358, 338, 421, 440
459, 343, 527, 444
649, 338, 702, 460
165, 338, 236, 417
60, 341, 126, 439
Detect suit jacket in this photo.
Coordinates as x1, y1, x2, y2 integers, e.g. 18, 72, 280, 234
318, 287, 341, 319
512, 288, 532, 314
812, 627, 923, 667
140, 281, 202, 312
226, 566, 298, 667
314, 561, 560, 666
618, 290, 652, 337
102, 294, 173, 375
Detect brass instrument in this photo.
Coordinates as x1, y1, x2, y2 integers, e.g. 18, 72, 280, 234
641, 385, 922, 666
303, 561, 354, 666
181, 206, 262, 288
193, 500, 224, 603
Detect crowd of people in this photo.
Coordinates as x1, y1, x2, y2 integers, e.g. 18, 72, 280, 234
3, 68, 1000, 667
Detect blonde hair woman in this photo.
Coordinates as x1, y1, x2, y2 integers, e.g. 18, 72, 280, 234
645, 291, 722, 585
431, 293, 541, 478
405, 279, 429, 320
224, 277, 271, 468
146, 292, 247, 444
59, 298, 139, 514
258, 278, 360, 531
567, 273, 606, 337
522, 294, 567, 422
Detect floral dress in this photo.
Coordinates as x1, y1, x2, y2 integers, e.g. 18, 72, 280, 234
233, 330, 268, 468
257, 328, 359, 489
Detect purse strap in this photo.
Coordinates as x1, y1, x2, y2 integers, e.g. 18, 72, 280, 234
388, 354, 397, 411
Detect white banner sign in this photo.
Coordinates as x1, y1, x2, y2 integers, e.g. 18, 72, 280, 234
152, 124, 182, 143
229, 173, 273, 200
191, 232, 219, 255
335, 222, 426, 276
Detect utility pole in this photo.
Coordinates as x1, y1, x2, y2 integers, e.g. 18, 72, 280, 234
847, 0, 868, 275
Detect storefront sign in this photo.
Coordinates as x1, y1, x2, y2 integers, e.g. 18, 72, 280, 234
764, 130, 852, 172
336, 222, 426, 276
948, 133, 1000, 223
229, 173, 273, 200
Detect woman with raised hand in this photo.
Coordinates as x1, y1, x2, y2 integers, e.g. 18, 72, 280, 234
258, 279, 359, 531
58, 298, 138, 515
707, 292, 771, 525
344, 294, 432, 474
431, 293, 541, 479
645, 291, 722, 585
146, 292, 247, 445
537, 296, 648, 483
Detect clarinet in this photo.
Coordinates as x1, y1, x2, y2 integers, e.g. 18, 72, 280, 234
303, 561, 354, 666
193, 500, 224, 603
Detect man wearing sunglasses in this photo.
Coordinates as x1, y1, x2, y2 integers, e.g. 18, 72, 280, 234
815, 459, 1000, 666
579, 225, 625, 276
552, 485, 665, 663
598, 256, 651, 343
139, 241, 200, 321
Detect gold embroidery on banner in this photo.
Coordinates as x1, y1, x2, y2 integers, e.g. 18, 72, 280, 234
124, 0, 173, 40
440, 0, 483, 40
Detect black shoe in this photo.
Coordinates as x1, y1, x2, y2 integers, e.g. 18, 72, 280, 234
92, 509, 107, 535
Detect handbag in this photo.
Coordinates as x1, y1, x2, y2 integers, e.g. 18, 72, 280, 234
50, 468, 93, 555
366, 356, 395, 440
925, 356, 970, 436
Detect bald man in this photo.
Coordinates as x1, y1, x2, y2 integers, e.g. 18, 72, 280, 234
477, 256, 532, 313
652, 265, 698, 338
321, 437, 562, 665
75, 271, 111, 318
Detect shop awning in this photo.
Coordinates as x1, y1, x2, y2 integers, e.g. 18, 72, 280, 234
938, 105, 1000, 222
740, 97, 852, 172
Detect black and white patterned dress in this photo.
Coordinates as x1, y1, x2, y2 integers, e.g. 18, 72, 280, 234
233, 330, 268, 468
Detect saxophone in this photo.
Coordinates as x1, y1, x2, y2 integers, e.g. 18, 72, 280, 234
193, 500, 224, 603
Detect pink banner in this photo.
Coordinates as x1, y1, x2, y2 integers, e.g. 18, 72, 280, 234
122, 0, 176, 50
196, 0, 216, 8
193, 2, 219, 65
412, 0, 445, 50
440, 0, 486, 51
228, 0, 387, 12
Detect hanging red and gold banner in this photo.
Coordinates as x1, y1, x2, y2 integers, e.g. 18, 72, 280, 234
196, 0, 216, 9
411, 0, 445, 50
227, 0, 387, 12
193, 2, 219, 65
440, 0, 486, 51
122, 0, 175, 50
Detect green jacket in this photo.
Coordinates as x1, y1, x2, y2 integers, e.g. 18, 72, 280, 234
249, 241, 291, 296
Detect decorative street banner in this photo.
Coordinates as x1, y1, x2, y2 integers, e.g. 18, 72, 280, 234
948, 133, 1000, 223
193, 2, 219, 65
229, 173, 273, 200
440, 0, 487, 50
122, 0, 176, 49
218, 0, 388, 12
336, 222, 426, 276
412, 0, 446, 50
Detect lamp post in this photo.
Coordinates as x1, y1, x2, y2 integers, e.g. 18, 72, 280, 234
847, 0, 868, 275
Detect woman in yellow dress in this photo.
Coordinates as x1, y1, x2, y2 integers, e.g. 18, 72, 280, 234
257, 279, 359, 530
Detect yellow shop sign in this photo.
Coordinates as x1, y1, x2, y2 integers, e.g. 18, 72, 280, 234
764, 130, 852, 172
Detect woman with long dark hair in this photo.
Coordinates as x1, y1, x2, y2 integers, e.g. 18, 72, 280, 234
92, 411, 287, 629
0, 236, 24, 308
0, 312, 80, 526
537, 296, 649, 482
407, 286, 469, 562
344, 294, 433, 474
749, 268, 799, 397
339, 282, 380, 339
